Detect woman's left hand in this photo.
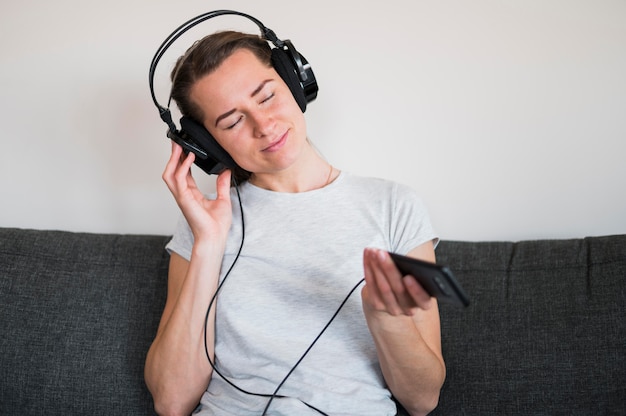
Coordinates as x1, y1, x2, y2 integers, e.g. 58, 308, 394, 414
361, 244, 445, 415
361, 247, 434, 317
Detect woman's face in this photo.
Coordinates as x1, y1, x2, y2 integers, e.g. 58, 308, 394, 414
190, 48, 308, 175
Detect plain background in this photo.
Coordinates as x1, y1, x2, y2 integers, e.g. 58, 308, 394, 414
1, 0, 625, 241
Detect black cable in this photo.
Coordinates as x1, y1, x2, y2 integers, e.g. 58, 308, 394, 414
201, 182, 295, 399
200, 180, 367, 415
261, 278, 366, 416
201, 182, 287, 399
202, 181, 264, 398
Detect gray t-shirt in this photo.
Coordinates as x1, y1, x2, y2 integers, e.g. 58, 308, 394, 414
166, 172, 437, 416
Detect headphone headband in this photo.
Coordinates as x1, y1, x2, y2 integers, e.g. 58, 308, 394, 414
150, 11, 266, 129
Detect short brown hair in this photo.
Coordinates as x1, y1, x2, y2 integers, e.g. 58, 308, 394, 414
170, 30, 272, 123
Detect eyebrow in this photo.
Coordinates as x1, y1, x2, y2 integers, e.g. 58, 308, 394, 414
214, 79, 274, 127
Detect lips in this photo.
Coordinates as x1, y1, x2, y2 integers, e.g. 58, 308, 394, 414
262, 131, 288, 152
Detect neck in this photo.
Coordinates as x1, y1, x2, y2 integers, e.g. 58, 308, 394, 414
249, 146, 337, 193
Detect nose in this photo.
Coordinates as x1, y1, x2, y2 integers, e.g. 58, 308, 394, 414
251, 109, 275, 138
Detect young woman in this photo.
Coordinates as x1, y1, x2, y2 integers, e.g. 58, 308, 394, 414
145, 30, 445, 416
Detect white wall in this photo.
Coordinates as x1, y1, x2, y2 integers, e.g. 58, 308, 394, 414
1, 0, 625, 241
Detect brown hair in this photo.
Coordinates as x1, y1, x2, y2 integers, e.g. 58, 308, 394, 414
170, 30, 272, 122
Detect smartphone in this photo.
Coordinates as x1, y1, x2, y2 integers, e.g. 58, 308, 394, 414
388, 252, 470, 307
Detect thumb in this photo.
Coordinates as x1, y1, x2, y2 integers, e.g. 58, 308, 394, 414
215, 169, 232, 202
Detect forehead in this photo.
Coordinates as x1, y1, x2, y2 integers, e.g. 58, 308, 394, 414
191, 49, 276, 117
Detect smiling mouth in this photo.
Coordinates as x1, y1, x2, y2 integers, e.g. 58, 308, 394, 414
262, 131, 288, 152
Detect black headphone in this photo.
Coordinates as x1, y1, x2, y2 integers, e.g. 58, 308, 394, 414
149, 10, 319, 175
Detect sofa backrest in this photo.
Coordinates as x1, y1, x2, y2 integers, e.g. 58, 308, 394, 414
1, 228, 625, 415
432, 235, 626, 415
0, 228, 169, 415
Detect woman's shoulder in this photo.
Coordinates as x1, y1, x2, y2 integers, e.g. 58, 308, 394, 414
339, 171, 415, 194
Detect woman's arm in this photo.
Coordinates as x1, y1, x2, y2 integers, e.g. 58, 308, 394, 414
362, 241, 446, 416
144, 250, 220, 415
144, 144, 233, 415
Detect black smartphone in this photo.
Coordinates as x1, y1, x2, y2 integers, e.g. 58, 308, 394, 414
388, 252, 470, 307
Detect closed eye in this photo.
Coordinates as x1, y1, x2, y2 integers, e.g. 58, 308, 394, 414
225, 115, 243, 130
260, 92, 274, 104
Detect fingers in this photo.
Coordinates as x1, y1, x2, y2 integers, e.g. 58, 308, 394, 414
363, 248, 405, 316
162, 142, 196, 195
215, 169, 232, 203
363, 248, 432, 316
160, 141, 233, 245
162, 141, 181, 186
403, 274, 432, 310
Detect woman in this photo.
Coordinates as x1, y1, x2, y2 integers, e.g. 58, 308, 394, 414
145, 30, 445, 416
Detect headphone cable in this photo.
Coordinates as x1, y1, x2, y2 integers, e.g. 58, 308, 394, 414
261, 277, 365, 415
202, 181, 286, 399
202, 179, 365, 416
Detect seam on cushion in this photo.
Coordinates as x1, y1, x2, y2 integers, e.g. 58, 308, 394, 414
505, 242, 517, 300
585, 236, 592, 299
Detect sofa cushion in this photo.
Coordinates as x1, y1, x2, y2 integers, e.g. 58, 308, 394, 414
432, 235, 626, 415
0, 228, 169, 415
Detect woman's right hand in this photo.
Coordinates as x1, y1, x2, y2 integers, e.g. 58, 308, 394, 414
162, 141, 233, 243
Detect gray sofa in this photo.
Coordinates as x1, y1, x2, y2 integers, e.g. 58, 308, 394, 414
1, 227, 624, 415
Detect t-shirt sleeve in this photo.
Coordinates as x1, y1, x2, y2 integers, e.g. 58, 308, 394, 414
165, 214, 194, 261
389, 182, 438, 255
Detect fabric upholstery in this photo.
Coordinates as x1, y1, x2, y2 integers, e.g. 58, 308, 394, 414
0, 228, 169, 415
1, 228, 624, 415
432, 236, 626, 415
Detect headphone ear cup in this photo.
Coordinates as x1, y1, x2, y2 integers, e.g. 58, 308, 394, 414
179, 116, 237, 174
271, 48, 307, 112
